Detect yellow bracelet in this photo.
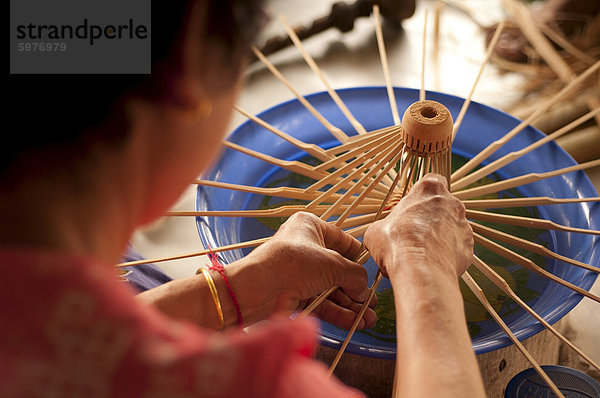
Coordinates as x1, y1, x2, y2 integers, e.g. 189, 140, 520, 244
200, 268, 224, 329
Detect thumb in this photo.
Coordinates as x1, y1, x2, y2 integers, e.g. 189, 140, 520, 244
328, 251, 370, 303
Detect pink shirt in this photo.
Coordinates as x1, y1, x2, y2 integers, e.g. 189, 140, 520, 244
0, 248, 364, 397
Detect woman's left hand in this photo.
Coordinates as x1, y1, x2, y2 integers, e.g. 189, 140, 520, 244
233, 212, 377, 330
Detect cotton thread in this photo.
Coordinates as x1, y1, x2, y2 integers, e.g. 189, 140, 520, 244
206, 248, 243, 327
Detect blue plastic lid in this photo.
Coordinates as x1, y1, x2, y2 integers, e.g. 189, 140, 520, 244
505, 365, 600, 398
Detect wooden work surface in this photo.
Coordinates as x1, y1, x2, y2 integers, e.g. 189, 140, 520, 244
132, 0, 600, 395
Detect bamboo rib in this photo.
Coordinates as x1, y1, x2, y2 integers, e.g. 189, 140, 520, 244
373, 5, 400, 126
450, 60, 600, 182
222, 140, 387, 197
462, 196, 600, 209
466, 209, 600, 236
310, 132, 400, 191
471, 255, 600, 371
452, 21, 506, 141
318, 144, 404, 220
336, 151, 406, 226
304, 142, 402, 208
420, 9, 428, 102
470, 221, 600, 273
328, 271, 384, 376
452, 159, 600, 200
119, 216, 374, 269
279, 14, 367, 135
300, 152, 409, 323
117, 237, 270, 268
473, 232, 600, 303
234, 105, 332, 162
328, 154, 418, 374
306, 138, 400, 198
337, 210, 392, 230
452, 108, 600, 191
194, 179, 380, 204
325, 126, 400, 156
251, 46, 349, 143
314, 130, 400, 172
461, 272, 565, 397
166, 204, 383, 219
222, 140, 325, 180
299, 286, 339, 317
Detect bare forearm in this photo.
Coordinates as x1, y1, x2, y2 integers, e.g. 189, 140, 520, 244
390, 254, 485, 397
137, 257, 270, 329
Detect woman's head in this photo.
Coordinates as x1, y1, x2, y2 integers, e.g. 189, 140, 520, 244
0, 0, 264, 249
5, 0, 265, 226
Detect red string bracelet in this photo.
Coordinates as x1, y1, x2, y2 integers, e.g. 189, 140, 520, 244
206, 247, 243, 327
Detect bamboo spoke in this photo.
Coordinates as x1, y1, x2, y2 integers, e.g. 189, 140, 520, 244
222, 140, 326, 180
300, 152, 410, 324
451, 60, 600, 182
223, 140, 390, 196
471, 255, 600, 371
119, 214, 376, 269
314, 130, 400, 173
466, 209, 600, 236
328, 271, 383, 376
461, 272, 565, 397
473, 232, 600, 303
167, 203, 382, 219
305, 139, 399, 198
299, 286, 339, 317
319, 145, 403, 220
462, 196, 600, 209
420, 9, 428, 102
373, 5, 400, 125
452, 21, 505, 141
340, 209, 392, 229
311, 131, 400, 191
117, 237, 270, 268
194, 179, 380, 204
234, 105, 332, 162
470, 221, 600, 273
326, 155, 419, 374
452, 159, 600, 200
279, 14, 367, 135
251, 46, 349, 143
304, 142, 402, 208
336, 151, 406, 226
325, 126, 400, 156
452, 108, 600, 191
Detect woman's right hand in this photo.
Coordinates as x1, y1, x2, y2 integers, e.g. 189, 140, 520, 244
363, 173, 473, 280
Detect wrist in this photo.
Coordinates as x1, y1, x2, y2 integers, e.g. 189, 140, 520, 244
223, 255, 279, 326
384, 248, 459, 282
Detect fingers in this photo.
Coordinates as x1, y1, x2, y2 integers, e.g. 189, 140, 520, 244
319, 219, 362, 260
311, 296, 377, 330
325, 250, 371, 303
330, 287, 377, 310
281, 212, 362, 260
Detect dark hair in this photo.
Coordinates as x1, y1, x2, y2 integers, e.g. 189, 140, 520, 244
5, 0, 265, 174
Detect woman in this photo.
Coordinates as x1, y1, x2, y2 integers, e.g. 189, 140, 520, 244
2, 0, 484, 396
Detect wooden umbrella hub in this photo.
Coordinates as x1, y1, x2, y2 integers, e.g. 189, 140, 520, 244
401, 100, 453, 154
